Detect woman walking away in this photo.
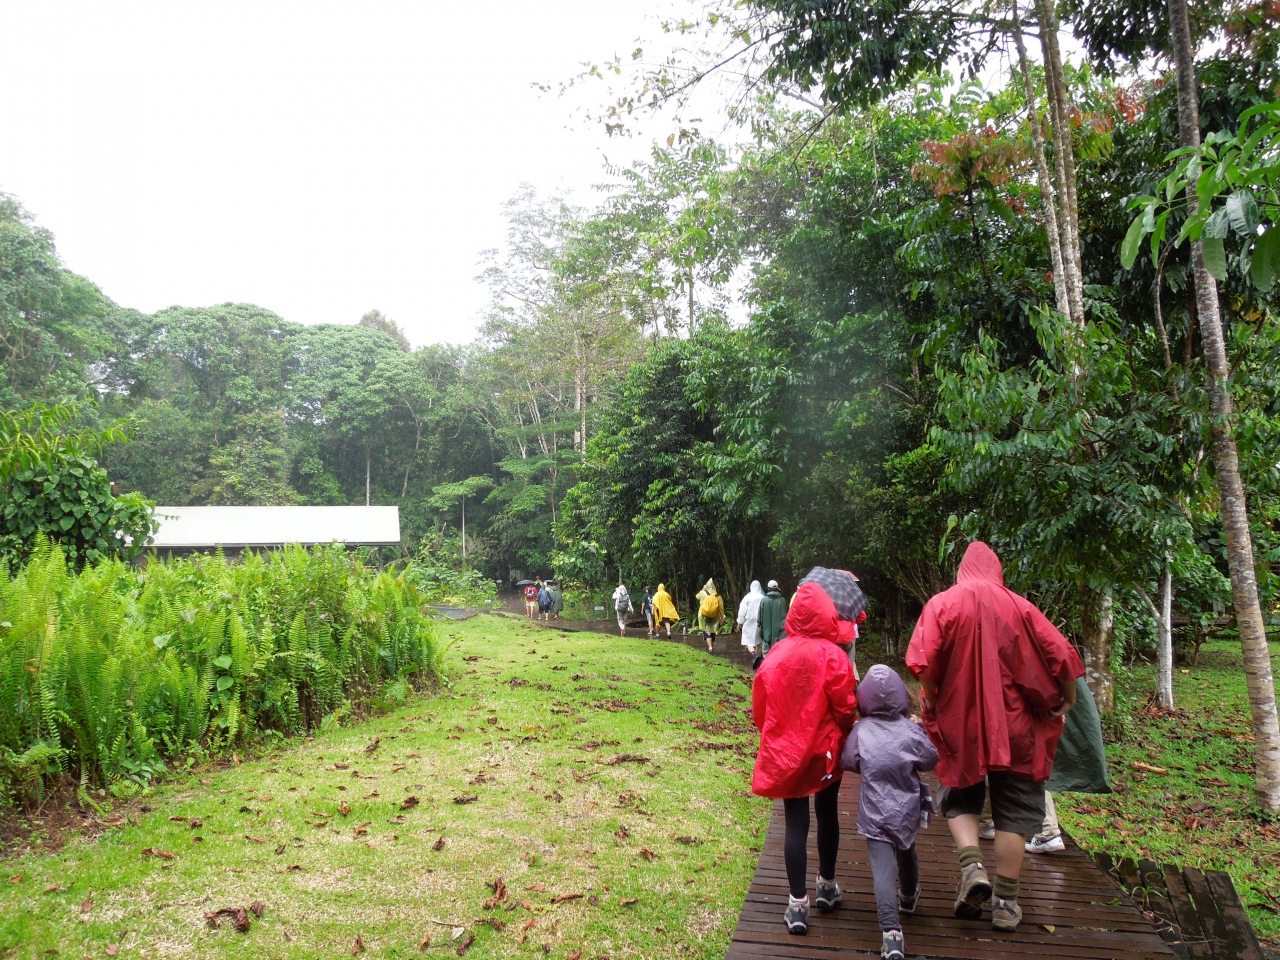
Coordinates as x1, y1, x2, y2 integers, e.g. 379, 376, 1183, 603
841, 665, 939, 960
547, 580, 563, 620
758, 580, 788, 660
652, 583, 679, 638
642, 586, 656, 637
737, 580, 766, 669
752, 582, 858, 936
522, 581, 539, 619
696, 579, 724, 652
537, 580, 553, 621
612, 583, 633, 637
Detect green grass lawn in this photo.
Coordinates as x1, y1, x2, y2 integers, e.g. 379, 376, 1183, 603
1051, 637, 1280, 944
0, 614, 770, 959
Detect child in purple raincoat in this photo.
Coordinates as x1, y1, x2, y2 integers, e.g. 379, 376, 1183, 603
841, 665, 939, 960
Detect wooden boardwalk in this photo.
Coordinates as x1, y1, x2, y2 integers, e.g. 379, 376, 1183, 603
727, 775, 1176, 960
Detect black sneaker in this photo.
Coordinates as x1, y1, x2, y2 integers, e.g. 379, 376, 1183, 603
814, 877, 842, 912
784, 898, 809, 935
752, 655, 764, 672
881, 930, 905, 960
899, 884, 921, 915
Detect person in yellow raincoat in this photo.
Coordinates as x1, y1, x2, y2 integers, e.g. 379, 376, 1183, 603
696, 578, 725, 652
652, 583, 680, 638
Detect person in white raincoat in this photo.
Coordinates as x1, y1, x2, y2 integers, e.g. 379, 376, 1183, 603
737, 580, 767, 668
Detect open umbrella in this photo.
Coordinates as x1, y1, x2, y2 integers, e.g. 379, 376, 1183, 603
798, 567, 867, 622
515, 579, 535, 587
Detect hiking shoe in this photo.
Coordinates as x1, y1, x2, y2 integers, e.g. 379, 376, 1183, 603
979, 824, 996, 841
954, 862, 992, 919
752, 655, 763, 672
991, 896, 1023, 932
784, 897, 809, 935
1026, 834, 1065, 854
814, 877, 842, 912
898, 884, 921, 915
881, 930, 905, 960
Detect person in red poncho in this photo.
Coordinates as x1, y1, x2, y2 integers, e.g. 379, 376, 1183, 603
906, 541, 1084, 934
751, 582, 858, 936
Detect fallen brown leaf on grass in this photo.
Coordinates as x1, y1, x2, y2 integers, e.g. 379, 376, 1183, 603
106, 943, 119, 956
363, 791, 380, 799
418, 935, 431, 951
432, 837, 446, 851
588, 895, 599, 907
551, 892, 583, 904
525, 884, 546, 892
455, 934, 475, 955
7, 874, 20, 884
353, 827, 368, 837
80, 894, 93, 913
620, 898, 638, 906
519, 918, 536, 944
483, 877, 509, 909
141, 848, 177, 860
286, 864, 304, 871
312, 811, 334, 819
674, 836, 701, 845
453, 795, 478, 805
567, 952, 582, 960
401, 796, 420, 810
1131, 761, 1168, 774
520, 899, 534, 910
204, 907, 251, 932
476, 918, 504, 931
189, 817, 203, 829
43, 884, 58, 894
638, 848, 657, 861
339, 801, 351, 817
352, 933, 365, 954
250, 901, 265, 917
334, 763, 350, 770
614, 825, 630, 840
364, 738, 381, 754
244, 836, 264, 844
274, 844, 286, 855
604, 754, 650, 765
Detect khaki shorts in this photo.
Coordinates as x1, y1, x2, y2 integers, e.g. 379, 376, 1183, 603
939, 772, 1046, 837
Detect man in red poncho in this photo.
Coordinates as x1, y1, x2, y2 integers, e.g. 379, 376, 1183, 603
906, 542, 1084, 933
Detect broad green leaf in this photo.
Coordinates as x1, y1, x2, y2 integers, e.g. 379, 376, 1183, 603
1121, 214, 1148, 270
1251, 228, 1280, 292
1201, 237, 1228, 281
152, 634, 172, 650
216, 675, 234, 692
1225, 190, 1260, 235
214, 654, 233, 669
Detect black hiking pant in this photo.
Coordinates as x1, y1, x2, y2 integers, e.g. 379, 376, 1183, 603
782, 779, 841, 899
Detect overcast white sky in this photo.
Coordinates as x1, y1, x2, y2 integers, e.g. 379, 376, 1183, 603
0, 0, 693, 346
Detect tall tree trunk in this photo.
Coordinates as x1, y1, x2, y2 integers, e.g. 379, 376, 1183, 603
1011, 0, 1071, 323
402, 421, 422, 498
1168, 0, 1280, 811
1141, 566, 1176, 709
365, 446, 371, 507
1081, 587, 1115, 713
1032, 0, 1087, 329
461, 496, 467, 561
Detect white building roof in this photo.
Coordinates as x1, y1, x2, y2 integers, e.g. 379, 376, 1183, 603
149, 506, 401, 549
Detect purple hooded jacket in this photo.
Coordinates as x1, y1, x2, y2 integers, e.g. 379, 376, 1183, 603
840, 664, 939, 850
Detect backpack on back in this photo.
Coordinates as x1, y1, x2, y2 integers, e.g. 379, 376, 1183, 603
699, 592, 723, 620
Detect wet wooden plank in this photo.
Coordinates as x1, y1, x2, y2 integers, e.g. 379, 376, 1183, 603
1204, 870, 1264, 960
1164, 866, 1213, 960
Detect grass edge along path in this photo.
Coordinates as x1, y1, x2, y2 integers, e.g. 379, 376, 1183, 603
0, 614, 770, 959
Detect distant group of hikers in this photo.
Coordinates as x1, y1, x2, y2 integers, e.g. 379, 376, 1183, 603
520, 577, 563, 620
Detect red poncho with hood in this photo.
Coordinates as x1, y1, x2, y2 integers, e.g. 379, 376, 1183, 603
751, 583, 858, 799
906, 542, 1085, 788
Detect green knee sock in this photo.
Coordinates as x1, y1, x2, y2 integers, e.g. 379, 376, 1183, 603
958, 846, 984, 868
994, 875, 1020, 901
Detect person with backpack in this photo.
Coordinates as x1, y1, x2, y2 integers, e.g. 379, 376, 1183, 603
612, 583, 633, 637
840, 665, 939, 960
522, 581, 539, 619
737, 580, 767, 668
537, 580, 553, 621
641, 586, 656, 637
547, 580, 563, 620
696, 579, 724, 652
757, 580, 788, 660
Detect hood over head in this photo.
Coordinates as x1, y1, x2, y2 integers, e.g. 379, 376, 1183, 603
783, 582, 841, 645
656, 583, 667, 593
701, 578, 717, 596
956, 541, 1004, 586
856, 665, 911, 720
750, 580, 763, 596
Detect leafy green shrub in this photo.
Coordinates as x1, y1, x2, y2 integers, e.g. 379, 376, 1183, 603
404, 540, 497, 606
0, 542, 440, 805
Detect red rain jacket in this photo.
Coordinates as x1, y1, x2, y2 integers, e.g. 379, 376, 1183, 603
906, 542, 1085, 788
751, 583, 858, 799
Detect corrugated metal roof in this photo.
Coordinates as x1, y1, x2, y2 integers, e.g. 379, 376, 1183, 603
150, 506, 401, 548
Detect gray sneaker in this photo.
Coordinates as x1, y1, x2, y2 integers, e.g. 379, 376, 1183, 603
954, 862, 992, 919
784, 898, 809, 935
881, 930, 905, 960
814, 877, 842, 912
991, 896, 1023, 932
